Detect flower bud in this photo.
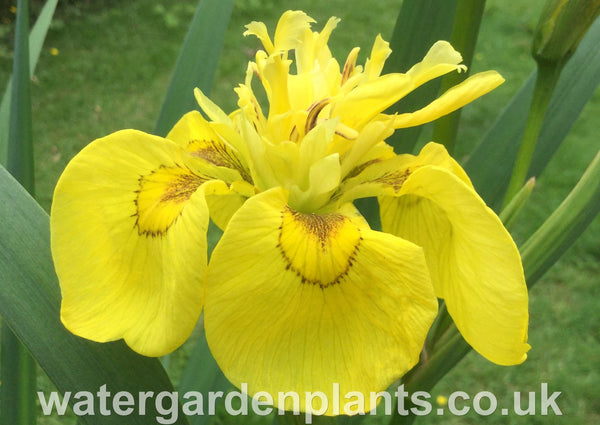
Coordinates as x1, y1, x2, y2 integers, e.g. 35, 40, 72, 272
532, 0, 600, 65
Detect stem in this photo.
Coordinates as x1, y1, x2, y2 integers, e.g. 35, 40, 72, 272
502, 61, 562, 207
424, 302, 452, 353
388, 332, 471, 425
499, 176, 536, 230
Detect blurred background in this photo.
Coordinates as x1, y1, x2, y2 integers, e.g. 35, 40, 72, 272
1, 0, 598, 423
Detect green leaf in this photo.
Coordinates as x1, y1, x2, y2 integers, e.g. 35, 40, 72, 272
383, 0, 459, 153
498, 177, 536, 230
1, 324, 37, 425
2, 1, 37, 423
521, 150, 600, 285
464, 16, 600, 211
177, 323, 231, 425
154, 0, 234, 137
0, 0, 59, 166
6, 0, 34, 192
502, 60, 562, 207
0, 166, 189, 425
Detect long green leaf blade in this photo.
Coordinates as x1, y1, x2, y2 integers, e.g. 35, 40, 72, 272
0, 166, 189, 425
178, 324, 231, 425
154, 0, 234, 137
6, 0, 33, 189
464, 16, 600, 210
521, 150, 600, 284
0, 0, 59, 165
0, 328, 37, 424
2, 1, 37, 423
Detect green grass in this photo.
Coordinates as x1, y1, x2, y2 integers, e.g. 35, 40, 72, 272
1, 0, 598, 424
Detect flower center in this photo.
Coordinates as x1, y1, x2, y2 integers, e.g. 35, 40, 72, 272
277, 207, 362, 288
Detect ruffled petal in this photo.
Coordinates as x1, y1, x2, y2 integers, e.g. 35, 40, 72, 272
387, 71, 504, 129
405, 40, 465, 86
51, 130, 225, 356
167, 111, 252, 183
205, 188, 437, 415
331, 73, 413, 130
380, 166, 530, 365
362, 35, 392, 82
272, 10, 316, 53
337, 142, 470, 206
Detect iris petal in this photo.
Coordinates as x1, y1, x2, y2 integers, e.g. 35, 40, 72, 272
205, 188, 437, 415
337, 142, 470, 205
388, 71, 505, 129
51, 130, 224, 356
380, 166, 530, 365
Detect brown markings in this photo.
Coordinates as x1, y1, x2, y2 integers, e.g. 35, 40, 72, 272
372, 168, 412, 193
133, 164, 207, 237
289, 125, 299, 143
188, 139, 252, 183
160, 171, 206, 204
344, 159, 382, 180
341, 47, 360, 86
304, 98, 331, 135
277, 207, 362, 289
290, 209, 345, 248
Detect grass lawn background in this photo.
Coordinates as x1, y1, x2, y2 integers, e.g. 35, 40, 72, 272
1, 0, 598, 424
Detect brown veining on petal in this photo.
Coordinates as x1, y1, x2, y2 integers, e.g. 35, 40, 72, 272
372, 168, 413, 193
134, 164, 207, 237
305, 98, 331, 135
277, 207, 362, 289
341, 47, 360, 86
344, 159, 382, 180
187, 139, 252, 183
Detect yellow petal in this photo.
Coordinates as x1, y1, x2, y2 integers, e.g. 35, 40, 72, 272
194, 87, 231, 124
406, 40, 465, 86
261, 54, 292, 117
388, 71, 505, 129
332, 73, 413, 129
380, 166, 530, 365
244, 21, 274, 53
413, 142, 473, 188
337, 142, 470, 205
205, 188, 437, 415
362, 35, 392, 82
205, 180, 255, 230
309, 16, 340, 73
167, 111, 252, 183
51, 130, 221, 356
273, 10, 316, 53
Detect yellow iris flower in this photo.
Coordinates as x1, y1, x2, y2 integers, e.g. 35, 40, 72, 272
50, 10, 529, 415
